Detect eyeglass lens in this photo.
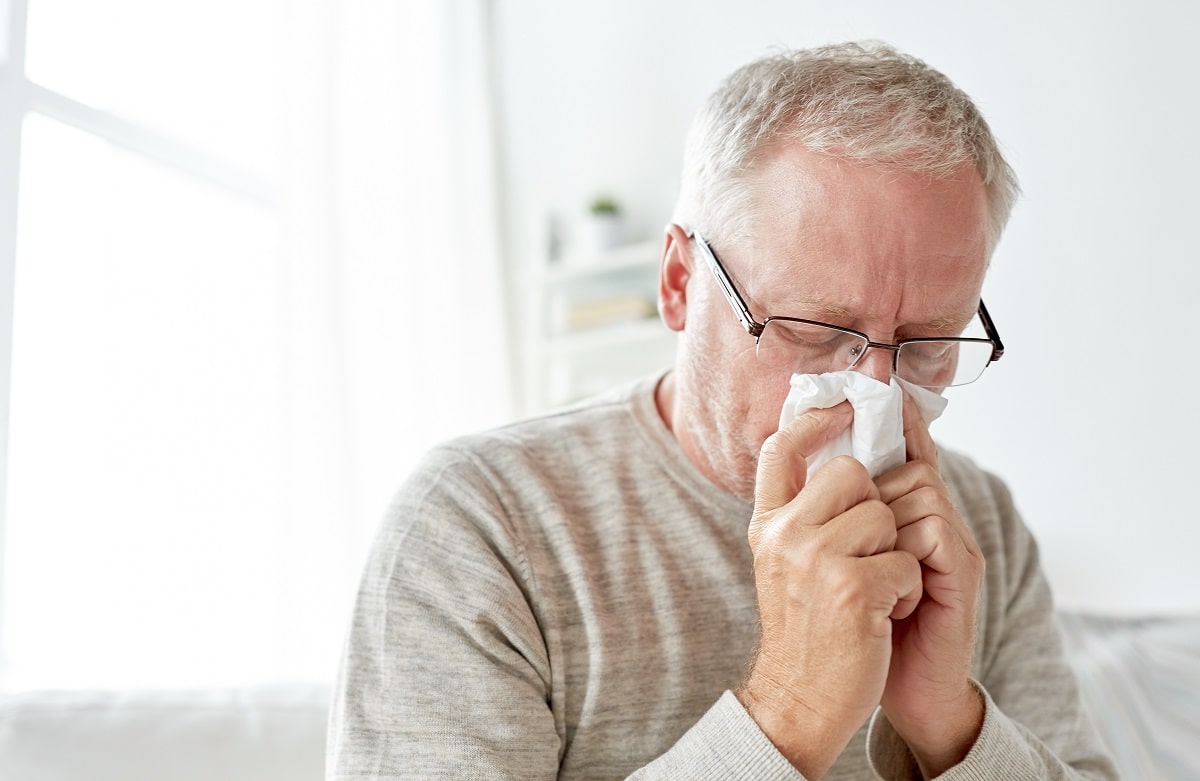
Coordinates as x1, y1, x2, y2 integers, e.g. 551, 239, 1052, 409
756, 319, 994, 388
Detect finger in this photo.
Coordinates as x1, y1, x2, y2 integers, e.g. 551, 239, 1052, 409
888, 485, 954, 530
894, 518, 981, 609
854, 550, 923, 624
754, 403, 853, 514
901, 391, 939, 468
895, 515, 957, 571
890, 586, 922, 621
788, 454, 882, 528
896, 494, 981, 551
875, 459, 943, 508
818, 496, 897, 557
880, 464, 981, 551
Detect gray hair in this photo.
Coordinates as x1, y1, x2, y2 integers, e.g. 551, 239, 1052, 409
674, 41, 1019, 250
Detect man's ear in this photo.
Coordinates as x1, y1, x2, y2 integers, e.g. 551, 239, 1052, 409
658, 223, 693, 333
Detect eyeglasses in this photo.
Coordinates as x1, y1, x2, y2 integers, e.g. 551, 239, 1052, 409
690, 231, 1004, 389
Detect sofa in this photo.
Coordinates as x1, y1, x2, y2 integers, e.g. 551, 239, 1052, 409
0, 613, 1196, 780
0, 685, 328, 781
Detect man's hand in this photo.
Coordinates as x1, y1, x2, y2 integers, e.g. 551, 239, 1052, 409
738, 403, 923, 780
875, 393, 986, 777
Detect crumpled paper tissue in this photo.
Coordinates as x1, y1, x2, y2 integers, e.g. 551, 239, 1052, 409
777, 371, 948, 480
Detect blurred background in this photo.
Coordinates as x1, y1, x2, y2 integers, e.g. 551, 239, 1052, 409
1, 0, 1197, 706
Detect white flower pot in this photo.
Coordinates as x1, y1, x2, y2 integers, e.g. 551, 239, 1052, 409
581, 213, 624, 253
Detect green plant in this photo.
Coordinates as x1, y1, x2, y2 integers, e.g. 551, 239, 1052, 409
589, 195, 621, 215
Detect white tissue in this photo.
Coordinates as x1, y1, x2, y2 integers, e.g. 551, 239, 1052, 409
777, 371, 948, 480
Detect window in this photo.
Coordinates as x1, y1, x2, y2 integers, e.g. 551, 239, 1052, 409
2, 0, 306, 691
0, 0, 512, 693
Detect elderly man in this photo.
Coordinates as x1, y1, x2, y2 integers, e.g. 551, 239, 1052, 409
328, 42, 1117, 780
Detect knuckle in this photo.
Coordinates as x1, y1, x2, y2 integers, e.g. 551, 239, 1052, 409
750, 516, 787, 554
862, 497, 894, 517
916, 484, 945, 503
859, 498, 898, 542
757, 430, 790, 467
895, 548, 921, 576
826, 560, 869, 606
911, 460, 941, 483
788, 531, 828, 571
879, 517, 900, 550
904, 484, 949, 516
823, 454, 872, 487
924, 512, 954, 537
828, 453, 868, 476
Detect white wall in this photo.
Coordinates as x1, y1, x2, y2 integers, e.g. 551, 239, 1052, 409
494, 0, 1200, 615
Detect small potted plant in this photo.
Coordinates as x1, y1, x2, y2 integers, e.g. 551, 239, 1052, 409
582, 194, 625, 253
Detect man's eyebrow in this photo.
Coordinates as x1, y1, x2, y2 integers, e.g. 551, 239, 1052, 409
767, 296, 975, 332
925, 312, 976, 332
769, 298, 853, 320
743, 286, 850, 319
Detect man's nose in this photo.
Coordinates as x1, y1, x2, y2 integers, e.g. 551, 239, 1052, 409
851, 345, 895, 384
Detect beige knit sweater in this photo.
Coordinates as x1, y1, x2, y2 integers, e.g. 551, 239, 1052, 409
327, 375, 1118, 780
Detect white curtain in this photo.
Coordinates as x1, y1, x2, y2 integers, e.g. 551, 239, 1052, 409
330, 0, 512, 553
263, 0, 513, 685
321, 0, 515, 670
1, 0, 511, 691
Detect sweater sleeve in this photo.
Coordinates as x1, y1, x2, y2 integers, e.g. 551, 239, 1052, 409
325, 447, 562, 780
865, 457, 1120, 780
626, 691, 807, 781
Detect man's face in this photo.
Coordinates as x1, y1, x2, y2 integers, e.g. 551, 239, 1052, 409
663, 145, 991, 499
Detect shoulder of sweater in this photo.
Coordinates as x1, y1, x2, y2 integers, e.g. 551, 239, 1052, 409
389, 389, 646, 512
479, 380, 641, 439
423, 380, 650, 469
936, 444, 1024, 542
938, 444, 1011, 501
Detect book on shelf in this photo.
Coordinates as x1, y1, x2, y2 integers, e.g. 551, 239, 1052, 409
563, 293, 657, 331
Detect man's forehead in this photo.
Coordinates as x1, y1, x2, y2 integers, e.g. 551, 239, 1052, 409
724, 236, 985, 331
745, 147, 990, 230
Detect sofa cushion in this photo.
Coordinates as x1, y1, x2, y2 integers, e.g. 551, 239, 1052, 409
1058, 611, 1200, 781
0, 686, 328, 781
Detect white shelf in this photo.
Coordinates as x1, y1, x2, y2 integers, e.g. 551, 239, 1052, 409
522, 238, 673, 415
545, 240, 661, 283
543, 317, 668, 356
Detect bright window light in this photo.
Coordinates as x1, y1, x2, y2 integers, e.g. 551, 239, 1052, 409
3, 113, 287, 690
1, 0, 511, 693
23, 0, 284, 181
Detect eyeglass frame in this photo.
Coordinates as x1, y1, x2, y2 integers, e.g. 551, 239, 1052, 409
688, 230, 1004, 383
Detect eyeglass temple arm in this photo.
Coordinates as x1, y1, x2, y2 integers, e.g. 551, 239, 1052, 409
690, 231, 764, 337
978, 299, 1004, 362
